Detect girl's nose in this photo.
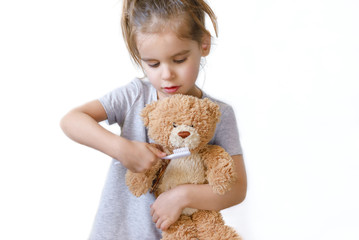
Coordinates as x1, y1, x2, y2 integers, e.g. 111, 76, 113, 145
161, 65, 174, 80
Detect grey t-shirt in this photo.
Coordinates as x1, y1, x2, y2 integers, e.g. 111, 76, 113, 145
89, 78, 242, 240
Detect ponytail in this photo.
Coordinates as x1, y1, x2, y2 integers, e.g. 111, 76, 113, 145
181, 0, 218, 37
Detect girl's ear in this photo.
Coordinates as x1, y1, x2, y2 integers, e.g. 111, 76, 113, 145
201, 34, 211, 57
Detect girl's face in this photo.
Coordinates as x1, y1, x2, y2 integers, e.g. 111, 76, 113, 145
136, 31, 210, 100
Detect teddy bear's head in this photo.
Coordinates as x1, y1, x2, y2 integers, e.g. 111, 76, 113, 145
141, 94, 220, 152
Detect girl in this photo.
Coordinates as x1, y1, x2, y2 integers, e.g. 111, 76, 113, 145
60, 0, 247, 239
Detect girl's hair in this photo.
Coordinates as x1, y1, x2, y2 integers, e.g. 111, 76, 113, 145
121, 0, 218, 66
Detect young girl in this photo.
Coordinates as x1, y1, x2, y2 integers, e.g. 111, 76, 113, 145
60, 0, 247, 239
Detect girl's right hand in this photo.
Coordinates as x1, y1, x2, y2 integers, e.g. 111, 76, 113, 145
114, 139, 166, 173
60, 99, 166, 173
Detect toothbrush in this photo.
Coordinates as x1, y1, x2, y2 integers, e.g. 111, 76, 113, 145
161, 147, 191, 159
115, 147, 191, 166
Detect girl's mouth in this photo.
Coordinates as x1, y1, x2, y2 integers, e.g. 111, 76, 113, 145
163, 86, 180, 93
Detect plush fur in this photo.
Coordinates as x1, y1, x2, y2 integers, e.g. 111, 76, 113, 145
125, 94, 241, 240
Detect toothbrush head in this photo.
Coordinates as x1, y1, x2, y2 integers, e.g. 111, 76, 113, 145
162, 147, 191, 159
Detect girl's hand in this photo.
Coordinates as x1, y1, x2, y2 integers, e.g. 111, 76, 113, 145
150, 186, 188, 231
114, 139, 166, 173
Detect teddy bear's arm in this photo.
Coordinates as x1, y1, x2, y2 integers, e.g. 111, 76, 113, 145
125, 143, 166, 197
125, 159, 164, 197
200, 145, 237, 195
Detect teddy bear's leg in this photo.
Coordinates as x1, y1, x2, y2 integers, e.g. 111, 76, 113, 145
192, 210, 241, 240
161, 214, 198, 240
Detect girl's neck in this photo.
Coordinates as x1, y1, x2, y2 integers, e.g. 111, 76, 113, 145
187, 85, 203, 98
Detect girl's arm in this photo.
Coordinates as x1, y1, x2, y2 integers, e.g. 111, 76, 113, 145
60, 100, 166, 173
150, 154, 247, 230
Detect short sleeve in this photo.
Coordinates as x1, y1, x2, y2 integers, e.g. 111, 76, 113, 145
211, 104, 243, 156
98, 79, 142, 126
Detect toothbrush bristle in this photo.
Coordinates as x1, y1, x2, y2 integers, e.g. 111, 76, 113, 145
173, 147, 190, 153
161, 147, 191, 159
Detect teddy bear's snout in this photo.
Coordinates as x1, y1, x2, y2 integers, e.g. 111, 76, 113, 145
169, 125, 200, 148
178, 131, 190, 139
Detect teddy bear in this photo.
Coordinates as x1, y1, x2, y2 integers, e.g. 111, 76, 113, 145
125, 94, 241, 240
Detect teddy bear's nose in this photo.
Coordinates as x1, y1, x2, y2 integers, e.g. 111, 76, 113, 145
178, 131, 190, 139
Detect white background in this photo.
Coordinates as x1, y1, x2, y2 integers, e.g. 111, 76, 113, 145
1, 0, 358, 239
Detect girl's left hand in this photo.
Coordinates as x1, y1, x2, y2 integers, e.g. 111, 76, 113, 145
150, 186, 188, 231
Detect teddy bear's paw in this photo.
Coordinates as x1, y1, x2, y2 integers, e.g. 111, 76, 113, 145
210, 227, 242, 240
162, 215, 197, 240
193, 211, 241, 240
129, 184, 150, 197
125, 172, 151, 197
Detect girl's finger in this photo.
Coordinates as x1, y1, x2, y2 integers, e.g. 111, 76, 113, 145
150, 205, 154, 215
146, 144, 166, 158
160, 219, 171, 231
156, 217, 164, 229
152, 214, 159, 223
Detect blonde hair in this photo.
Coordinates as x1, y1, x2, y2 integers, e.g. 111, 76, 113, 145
121, 0, 218, 66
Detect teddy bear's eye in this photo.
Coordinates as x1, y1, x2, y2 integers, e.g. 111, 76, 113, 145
190, 124, 194, 128
173, 123, 177, 128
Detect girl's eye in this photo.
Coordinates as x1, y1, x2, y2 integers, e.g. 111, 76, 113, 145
148, 62, 160, 68
174, 58, 187, 64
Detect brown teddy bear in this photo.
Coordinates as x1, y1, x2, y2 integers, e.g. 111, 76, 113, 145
125, 94, 241, 240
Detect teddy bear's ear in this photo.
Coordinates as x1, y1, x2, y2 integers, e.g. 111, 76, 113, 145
141, 101, 158, 126
203, 98, 221, 123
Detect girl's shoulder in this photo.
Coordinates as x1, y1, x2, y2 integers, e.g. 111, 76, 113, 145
105, 78, 156, 101
121, 77, 153, 94
99, 78, 156, 125
203, 92, 242, 155
132, 77, 152, 91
